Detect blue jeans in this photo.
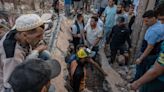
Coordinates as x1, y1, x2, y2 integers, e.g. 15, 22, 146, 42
134, 55, 158, 80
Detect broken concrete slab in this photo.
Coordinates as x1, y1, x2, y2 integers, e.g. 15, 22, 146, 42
99, 48, 125, 92
49, 15, 73, 92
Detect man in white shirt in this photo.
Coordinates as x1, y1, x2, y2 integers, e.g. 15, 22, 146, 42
84, 16, 103, 55
86, 13, 104, 29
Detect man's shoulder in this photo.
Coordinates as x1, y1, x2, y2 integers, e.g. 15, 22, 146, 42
146, 23, 161, 35
148, 21, 162, 32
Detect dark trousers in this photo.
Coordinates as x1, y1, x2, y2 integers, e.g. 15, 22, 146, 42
110, 45, 127, 63
140, 79, 164, 92
134, 55, 158, 81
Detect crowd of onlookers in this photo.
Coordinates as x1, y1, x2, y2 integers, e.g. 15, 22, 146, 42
66, 0, 164, 92
0, 0, 164, 92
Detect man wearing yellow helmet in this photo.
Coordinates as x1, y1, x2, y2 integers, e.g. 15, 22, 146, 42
69, 44, 106, 92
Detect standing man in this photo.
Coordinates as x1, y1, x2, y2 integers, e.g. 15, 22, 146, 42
71, 14, 85, 48
114, 3, 128, 25
0, 14, 47, 91
84, 16, 103, 56
109, 16, 131, 64
131, 3, 164, 92
134, 10, 164, 81
103, 0, 117, 48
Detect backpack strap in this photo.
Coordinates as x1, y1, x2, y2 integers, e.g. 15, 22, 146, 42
75, 21, 80, 34
3, 29, 17, 58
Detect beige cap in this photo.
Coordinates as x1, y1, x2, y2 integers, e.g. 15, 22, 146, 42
15, 14, 44, 31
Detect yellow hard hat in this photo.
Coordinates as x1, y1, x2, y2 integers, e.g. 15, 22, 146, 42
77, 48, 88, 58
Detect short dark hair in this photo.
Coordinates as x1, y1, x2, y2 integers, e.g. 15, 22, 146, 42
142, 10, 157, 18
91, 16, 98, 22
77, 13, 83, 20
155, 2, 164, 16
117, 16, 125, 23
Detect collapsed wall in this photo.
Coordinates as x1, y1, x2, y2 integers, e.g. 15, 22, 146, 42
47, 15, 72, 92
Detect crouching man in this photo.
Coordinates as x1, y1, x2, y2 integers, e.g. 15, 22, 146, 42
69, 45, 106, 92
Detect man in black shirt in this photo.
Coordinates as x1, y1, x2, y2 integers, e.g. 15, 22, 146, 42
109, 16, 131, 64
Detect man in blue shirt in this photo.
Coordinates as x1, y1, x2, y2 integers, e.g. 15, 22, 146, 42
131, 3, 164, 92
131, 42, 164, 92
134, 10, 164, 81
103, 0, 117, 50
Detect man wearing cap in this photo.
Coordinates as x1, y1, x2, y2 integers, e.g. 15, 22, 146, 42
0, 14, 47, 91
8, 58, 61, 92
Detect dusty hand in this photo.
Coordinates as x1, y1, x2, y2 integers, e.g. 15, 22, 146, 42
34, 45, 47, 52
130, 81, 140, 91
